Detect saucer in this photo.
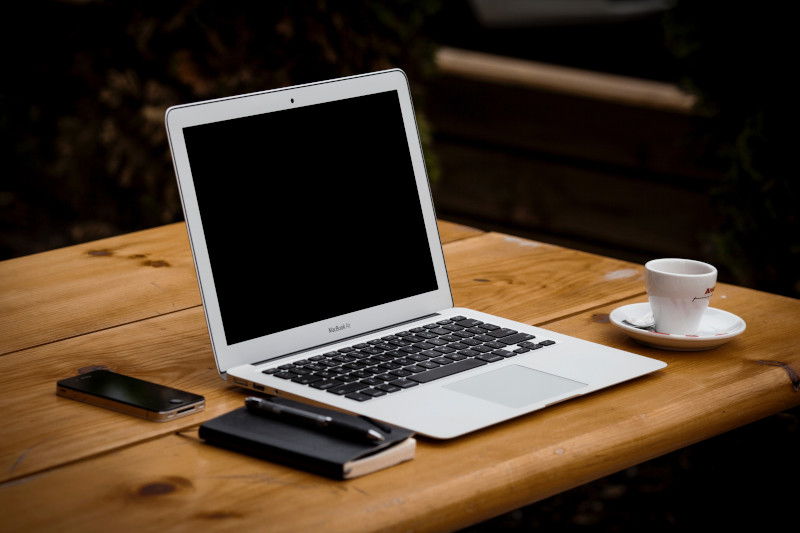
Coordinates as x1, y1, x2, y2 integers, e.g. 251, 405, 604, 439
609, 302, 746, 351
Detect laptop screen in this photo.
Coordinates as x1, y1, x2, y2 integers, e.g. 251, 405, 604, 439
183, 90, 438, 346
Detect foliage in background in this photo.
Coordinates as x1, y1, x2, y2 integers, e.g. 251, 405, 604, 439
1, 0, 441, 259
664, 1, 799, 298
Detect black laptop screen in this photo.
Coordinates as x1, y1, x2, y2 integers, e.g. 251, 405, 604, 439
183, 90, 438, 345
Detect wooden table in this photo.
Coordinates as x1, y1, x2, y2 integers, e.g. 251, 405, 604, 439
1, 221, 798, 532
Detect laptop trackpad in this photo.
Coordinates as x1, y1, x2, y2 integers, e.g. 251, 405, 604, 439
444, 365, 587, 408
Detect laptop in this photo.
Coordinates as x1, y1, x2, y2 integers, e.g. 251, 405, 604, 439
165, 69, 666, 439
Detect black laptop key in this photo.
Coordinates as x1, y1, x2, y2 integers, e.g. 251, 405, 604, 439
427, 338, 448, 346
394, 357, 417, 366
361, 347, 382, 355
429, 327, 451, 335
485, 341, 506, 349
345, 392, 372, 402
519, 341, 539, 349
431, 357, 454, 365
539, 339, 556, 346
399, 346, 421, 354
475, 334, 495, 342
472, 345, 493, 353
418, 360, 440, 369
409, 358, 487, 384
513, 347, 530, 354
449, 342, 468, 350
291, 374, 323, 385
499, 333, 536, 345
453, 331, 474, 338
375, 373, 396, 382
390, 379, 419, 389
451, 315, 467, 321
466, 327, 486, 334
458, 349, 480, 357
434, 346, 456, 354
415, 331, 437, 339
273, 371, 298, 379
310, 379, 344, 390
354, 343, 369, 349
404, 364, 427, 373
413, 342, 435, 350
389, 369, 413, 377
291, 367, 312, 375
492, 349, 515, 358
376, 383, 401, 393
455, 318, 482, 327
461, 338, 481, 346
337, 374, 360, 383
476, 353, 504, 363
442, 324, 464, 331
436, 319, 453, 325
337, 347, 355, 353
477, 323, 500, 331
361, 388, 387, 398
359, 378, 383, 386
410, 327, 426, 333
487, 328, 518, 338
327, 382, 369, 395
407, 354, 429, 362
261, 368, 278, 374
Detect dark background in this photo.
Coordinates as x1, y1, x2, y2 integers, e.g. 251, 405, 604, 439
2, 0, 798, 529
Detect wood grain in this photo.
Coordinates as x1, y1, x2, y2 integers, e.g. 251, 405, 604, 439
0, 220, 481, 356
0, 231, 645, 483
446, 232, 646, 324
2, 284, 797, 532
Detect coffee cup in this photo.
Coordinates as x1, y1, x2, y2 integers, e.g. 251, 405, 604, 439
644, 258, 717, 335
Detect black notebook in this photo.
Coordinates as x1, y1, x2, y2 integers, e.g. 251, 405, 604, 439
199, 397, 415, 479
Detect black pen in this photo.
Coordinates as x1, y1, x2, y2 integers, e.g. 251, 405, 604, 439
245, 396, 384, 444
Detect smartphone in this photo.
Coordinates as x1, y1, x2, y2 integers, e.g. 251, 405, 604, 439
56, 369, 205, 422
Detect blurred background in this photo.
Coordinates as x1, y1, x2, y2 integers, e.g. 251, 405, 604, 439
2, 0, 797, 529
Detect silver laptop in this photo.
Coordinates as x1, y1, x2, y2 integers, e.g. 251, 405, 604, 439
165, 69, 665, 439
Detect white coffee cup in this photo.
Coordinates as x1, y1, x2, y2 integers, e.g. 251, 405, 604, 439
644, 258, 717, 334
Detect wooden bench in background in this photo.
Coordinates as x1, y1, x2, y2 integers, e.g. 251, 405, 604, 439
428, 47, 722, 265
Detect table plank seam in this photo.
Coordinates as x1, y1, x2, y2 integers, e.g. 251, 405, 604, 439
0, 305, 202, 358
535, 291, 647, 327
0, 426, 201, 488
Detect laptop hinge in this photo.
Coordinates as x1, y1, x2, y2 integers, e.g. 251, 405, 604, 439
251, 312, 441, 367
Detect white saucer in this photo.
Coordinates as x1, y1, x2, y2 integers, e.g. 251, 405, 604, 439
609, 302, 746, 351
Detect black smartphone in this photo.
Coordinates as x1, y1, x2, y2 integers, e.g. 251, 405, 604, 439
56, 369, 205, 422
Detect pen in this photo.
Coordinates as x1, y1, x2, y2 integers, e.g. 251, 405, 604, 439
245, 396, 385, 444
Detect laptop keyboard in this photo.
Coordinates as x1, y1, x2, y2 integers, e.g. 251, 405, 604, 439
261, 316, 556, 402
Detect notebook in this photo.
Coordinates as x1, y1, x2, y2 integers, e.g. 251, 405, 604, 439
165, 69, 666, 439
199, 398, 415, 480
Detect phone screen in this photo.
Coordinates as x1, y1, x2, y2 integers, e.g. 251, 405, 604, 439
57, 370, 204, 412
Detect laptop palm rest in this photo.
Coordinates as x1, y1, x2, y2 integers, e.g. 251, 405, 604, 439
443, 365, 587, 409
